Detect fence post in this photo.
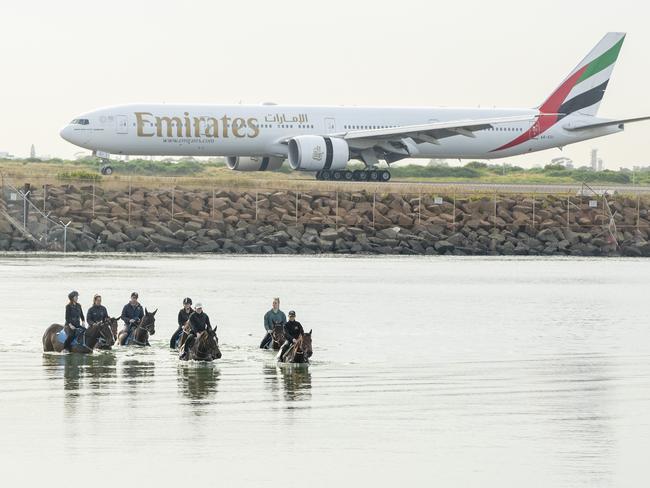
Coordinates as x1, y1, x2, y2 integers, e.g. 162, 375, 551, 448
566, 193, 570, 230
171, 186, 175, 220
532, 193, 536, 229
255, 191, 258, 221
452, 191, 456, 232
20, 189, 31, 229
637, 194, 640, 231
372, 192, 376, 230
128, 180, 132, 225
493, 191, 497, 231
92, 182, 95, 218
43, 185, 47, 213
62, 220, 71, 254
295, 191, 299, 224
212, 188, 215, 220
418, 188, 422, 224
335, 191, 339, 230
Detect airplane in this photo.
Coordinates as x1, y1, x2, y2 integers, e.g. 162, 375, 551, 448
60, 32, 649, 181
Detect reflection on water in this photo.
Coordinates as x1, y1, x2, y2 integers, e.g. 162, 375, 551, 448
263, 364, 312, 403
122, 359, 156, 384
42, 352, 117, 392
177, 363, 220, 403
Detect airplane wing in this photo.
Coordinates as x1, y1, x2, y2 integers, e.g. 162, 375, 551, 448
278, 114, 541, 163
331, 114, 541, 163
564, 116, 650, 131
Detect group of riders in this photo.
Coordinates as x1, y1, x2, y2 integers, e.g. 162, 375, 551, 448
62, 292, 309, 362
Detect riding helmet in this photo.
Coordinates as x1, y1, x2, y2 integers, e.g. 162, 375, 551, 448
68, 290, 79, 300
183, 297, 192, 305
288, 310, 296, 316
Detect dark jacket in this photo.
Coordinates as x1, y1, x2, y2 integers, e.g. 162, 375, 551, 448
188, 311, 212, 334
178, 307, 194, 327
121, 302, 144, 326
284, 320, 304, 342
87, 304, 108, 324
65, 302, 85, 328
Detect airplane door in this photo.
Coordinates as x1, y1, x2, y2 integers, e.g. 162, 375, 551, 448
324, 117, 336, 133
116, 115, 128, 134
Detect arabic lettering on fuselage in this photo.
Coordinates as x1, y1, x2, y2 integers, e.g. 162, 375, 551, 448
263, 113, 310, 124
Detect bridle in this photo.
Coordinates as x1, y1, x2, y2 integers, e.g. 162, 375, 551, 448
130, 315, 155, 346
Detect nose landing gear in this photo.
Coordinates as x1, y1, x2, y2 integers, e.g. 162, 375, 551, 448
100, 164, 113, 176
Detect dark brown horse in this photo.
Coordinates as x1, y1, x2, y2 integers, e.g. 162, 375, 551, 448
270, 323, 285, 350
42, 319, 115, 354
180, 325, 222, 362
280, 330, 313, 364
119, 308, 157, 346
94, 317, 119, 350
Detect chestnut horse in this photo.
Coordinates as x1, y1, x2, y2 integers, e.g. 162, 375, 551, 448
42, 319, 115, 354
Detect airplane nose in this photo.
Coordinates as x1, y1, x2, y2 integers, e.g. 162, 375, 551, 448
60, 125, 72, 142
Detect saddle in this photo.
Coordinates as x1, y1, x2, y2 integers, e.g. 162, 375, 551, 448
56, 328, 86, 347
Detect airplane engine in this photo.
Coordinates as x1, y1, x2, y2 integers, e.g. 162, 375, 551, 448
288, 135, 349, 171
225, 156, 285, 171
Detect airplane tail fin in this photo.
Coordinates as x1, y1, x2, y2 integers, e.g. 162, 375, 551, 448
538, 32, 626, 119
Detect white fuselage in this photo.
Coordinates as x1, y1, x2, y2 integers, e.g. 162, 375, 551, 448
60, 104, 621, 162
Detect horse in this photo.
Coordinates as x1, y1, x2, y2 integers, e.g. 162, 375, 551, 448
94, 317, 119, 350
270, 323, 285, 350
42, 319, 115, 354
180, 325, 222, 362
119, 308, 157, 346
279, 330, 313, 364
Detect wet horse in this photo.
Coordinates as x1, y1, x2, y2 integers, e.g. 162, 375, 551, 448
180, 325, 222, 362
42, 319, 115, 354
280, 330, 313, 364
119, 309, 157, 346
95, 317, 119, 350
270, 323, 285, 350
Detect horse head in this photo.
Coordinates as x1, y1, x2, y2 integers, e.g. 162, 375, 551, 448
271, 324, 285, 344
94, 319, 116, 347
301, 330, 313, 359
196, 326, 221, 361
141, 308, 157, 335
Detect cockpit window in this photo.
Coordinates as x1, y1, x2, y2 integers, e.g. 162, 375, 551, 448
70, 119, 90, 125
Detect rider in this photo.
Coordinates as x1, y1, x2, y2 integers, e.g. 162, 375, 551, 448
63, 291, 86, 351
87, 294, 108, 325
170, 297, 193, 348
278, 310, 304, 362
120, 291, 144, 342
260, 297, 286, 349
180, 303, 213, 359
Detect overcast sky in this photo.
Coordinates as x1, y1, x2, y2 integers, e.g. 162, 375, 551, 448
2, 0, 649, 168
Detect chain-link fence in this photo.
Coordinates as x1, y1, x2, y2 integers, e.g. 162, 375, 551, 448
2, 175, 650, 253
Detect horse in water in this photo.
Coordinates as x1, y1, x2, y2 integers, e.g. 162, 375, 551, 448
95, 317, 119, 350
42, 319, 115, 354
180, 325, 221, 362
270, 324, 285, 350
279, 330, 313, 364
119, 309, 157, 346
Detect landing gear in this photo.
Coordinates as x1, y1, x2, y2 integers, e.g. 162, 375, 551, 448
100, 165, 113, 176
314, 169, 391, 182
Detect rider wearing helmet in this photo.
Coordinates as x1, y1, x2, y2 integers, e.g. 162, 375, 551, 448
277, 310, 304, 361
87, 294, 109, 325
63, 291, 86, 351
170, 297, 193, 348
120, 292, 144, 341
180, 303, 214, 359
